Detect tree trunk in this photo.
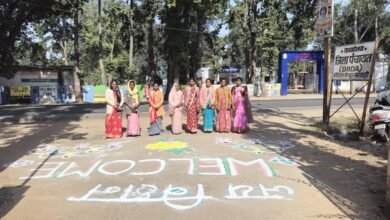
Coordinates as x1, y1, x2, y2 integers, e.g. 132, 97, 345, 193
165, 53, 180, 100
260, 64, 266, 97
147, 17, 155, 77
247, 1, 257, 84
61, 18, 69, 65
98, 0, 106, 85
60, 41, 68, 65
109, 40, 114, 83
244, 0, 250, 83
73, 0, 82, 103
129, 0, 134, 68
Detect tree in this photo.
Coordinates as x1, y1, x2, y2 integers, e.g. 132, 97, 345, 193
0, 0, 80, 75
227, 0, 317, 96
161, 0, 228, 99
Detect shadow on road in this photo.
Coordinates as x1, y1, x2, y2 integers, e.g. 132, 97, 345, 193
0, 104, 102, 218
243, 108, 387, 220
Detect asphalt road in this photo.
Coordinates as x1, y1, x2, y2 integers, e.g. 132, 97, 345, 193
0, 97, 376, 123
255, 97, 375, 109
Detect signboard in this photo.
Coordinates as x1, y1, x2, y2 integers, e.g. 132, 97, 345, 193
315, 0, 333, 39
220, 67, 240, 73
39, 86, 58, 103
21, 78, 58, 83
333, 41, 376, 81
10, 86, 30, 97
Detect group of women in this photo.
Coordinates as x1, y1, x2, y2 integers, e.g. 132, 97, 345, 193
104, 77, 253, 139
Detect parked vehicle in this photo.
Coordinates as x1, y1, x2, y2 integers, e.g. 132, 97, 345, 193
369, 91, 390, 142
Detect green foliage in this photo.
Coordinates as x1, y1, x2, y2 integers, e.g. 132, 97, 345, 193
333, 0, 389, 47
226, 0, 316, 83
0, 0, 85, 69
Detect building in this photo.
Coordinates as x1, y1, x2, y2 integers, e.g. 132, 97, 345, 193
0, 66, 75, 104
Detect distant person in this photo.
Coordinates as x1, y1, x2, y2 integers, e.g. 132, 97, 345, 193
124, 80, 141, 136
104, 80, 124, 139
231, 77, 253, 133
214, 78, 232, 133
200, 78, 216, 132
185, 78, 200, 134
169, 82, 184, 135
146, 81, 165, 136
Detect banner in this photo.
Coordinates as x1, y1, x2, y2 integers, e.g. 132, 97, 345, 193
93, 85, 107, 103
10, 86, 30, 97
39, 86, 58, 103
333, 41, 376, 81
315, 0, 333, 39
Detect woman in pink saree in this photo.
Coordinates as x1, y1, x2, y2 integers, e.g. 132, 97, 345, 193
231, 77, 253, 133
214, 78, 232, 133
123, 80, 141, 136
169, 82, 184, 134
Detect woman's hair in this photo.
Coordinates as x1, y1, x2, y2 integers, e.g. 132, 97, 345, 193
205, 78, 212, 83
110, 80, 119, 90
129, 80, 135, 85
235, 77, 243, 82
220, 78, 227, 83
152, 81, 160, 87
189, 78, 195, 82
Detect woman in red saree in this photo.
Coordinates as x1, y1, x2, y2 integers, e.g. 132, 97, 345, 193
105, 80, 124, 138
214, 78, 232, 133
185, 78, 200, 133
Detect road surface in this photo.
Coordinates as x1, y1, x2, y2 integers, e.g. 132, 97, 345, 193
0, 97, 375, 123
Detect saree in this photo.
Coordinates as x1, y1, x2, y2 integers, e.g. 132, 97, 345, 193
169, 83, 184, 134
232, 86, 251, 133
105, 91, 123, 138
124, 81, 141, 136
214, 86, 232, 132
185, 86, 199, 133
200, 86, 215, 132
148, 90, 164, 136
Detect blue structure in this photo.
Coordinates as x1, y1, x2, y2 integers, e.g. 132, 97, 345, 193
83, 86, 94, 103
278, 51, 325, 96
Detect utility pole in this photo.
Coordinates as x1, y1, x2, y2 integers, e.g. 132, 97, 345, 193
350, 9, 359, 94
360, 38, 379, 136
323, 37, 332, 128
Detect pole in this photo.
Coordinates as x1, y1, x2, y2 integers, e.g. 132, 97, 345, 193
323, 37, 332, 128
359, 38, 379, 136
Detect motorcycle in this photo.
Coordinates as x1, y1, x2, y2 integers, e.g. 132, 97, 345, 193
369, 90, 390, 142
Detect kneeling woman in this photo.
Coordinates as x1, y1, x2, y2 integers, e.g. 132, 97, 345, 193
124, 80, 141, 136
146, 81, 165, 136
105, 80, 124, 138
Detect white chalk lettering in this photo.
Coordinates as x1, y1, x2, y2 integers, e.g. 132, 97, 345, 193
226, 158, 274, 177
197, 158, 227, 176
57, 161, 102, 178
226, 184, 294, 200
131, 159, 166, 176
169, 158, 195, 175
98, 160, 135, 175
19, 162, 66, 180
68, 184, 212, 211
